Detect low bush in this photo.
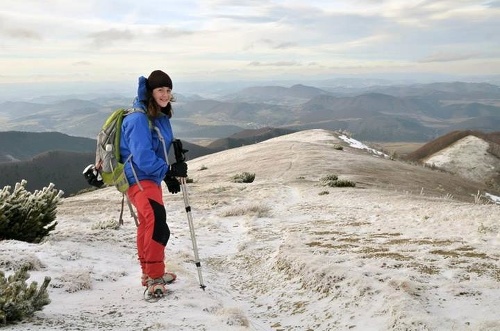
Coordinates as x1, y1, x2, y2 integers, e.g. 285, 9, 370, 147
0, 266, 51, 326
0, 180, 63, 243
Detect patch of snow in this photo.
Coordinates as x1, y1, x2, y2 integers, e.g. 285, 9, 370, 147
485, 192, 500, 205
339, 134, 389, 158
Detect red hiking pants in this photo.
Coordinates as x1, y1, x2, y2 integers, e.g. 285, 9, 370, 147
127, 180, 170, 279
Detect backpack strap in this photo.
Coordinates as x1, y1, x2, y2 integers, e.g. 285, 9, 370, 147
122, 108, 153, 192
119, 111, 159, 228
154, 127, 170, 161
117, 108, 150, 227
119, 194, 125, 226
119, 193, 139, 227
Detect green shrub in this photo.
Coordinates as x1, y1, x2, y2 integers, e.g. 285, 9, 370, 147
320, 174, 356, 188
0, 266, 51, 326
231, 172, 256, 183
332, 179, 356, 187
0, 180, 63, 243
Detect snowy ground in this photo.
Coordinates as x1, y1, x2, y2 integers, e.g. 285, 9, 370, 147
2, 129, 500, 330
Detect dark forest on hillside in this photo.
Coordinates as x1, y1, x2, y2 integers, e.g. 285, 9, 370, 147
0, 151, 95, 196
0, 128, 294, 196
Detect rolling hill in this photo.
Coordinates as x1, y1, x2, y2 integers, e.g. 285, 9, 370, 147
405, 130, 500, 190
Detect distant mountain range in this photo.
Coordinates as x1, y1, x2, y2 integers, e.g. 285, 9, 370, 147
1, 81, 499, 142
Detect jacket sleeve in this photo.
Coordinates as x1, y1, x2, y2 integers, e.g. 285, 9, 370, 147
122, 113, 168, 180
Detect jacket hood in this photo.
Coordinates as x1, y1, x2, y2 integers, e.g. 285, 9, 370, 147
132, 76, 148, 110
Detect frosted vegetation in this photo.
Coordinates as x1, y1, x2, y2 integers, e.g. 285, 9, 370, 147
0, 181, 62, 325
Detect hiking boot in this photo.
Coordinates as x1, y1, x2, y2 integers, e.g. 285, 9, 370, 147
162, 271, 177, 284
146, 278, 167, 298
142, 272, 177, 286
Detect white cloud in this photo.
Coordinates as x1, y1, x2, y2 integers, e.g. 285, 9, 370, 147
87, 29, 135, 48
418, 51, 481, 63
0, 0, 499, 84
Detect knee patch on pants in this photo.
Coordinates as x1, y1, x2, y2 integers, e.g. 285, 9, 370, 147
149, 199, 170, 246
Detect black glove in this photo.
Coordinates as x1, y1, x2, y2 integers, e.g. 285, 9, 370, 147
82, 164, 104, 188
169, 162, 188, 178
164, 175, 180, 194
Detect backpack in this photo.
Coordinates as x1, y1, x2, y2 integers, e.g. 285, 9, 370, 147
89, 107, 170, 227
93, 108, 149, 226
95, 108, 146, 193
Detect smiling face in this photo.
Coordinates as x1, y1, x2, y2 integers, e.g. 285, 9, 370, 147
152, 87, 172, 108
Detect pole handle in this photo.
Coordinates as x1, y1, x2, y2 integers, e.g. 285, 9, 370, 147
172, 139, 188, 163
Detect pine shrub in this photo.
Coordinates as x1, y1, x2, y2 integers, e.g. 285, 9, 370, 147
0, 180, 63, 243
0, 266, 51, 326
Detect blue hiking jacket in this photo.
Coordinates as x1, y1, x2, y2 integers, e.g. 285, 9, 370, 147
120, 76, 174, 186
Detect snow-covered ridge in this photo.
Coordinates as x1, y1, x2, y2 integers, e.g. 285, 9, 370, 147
3, 129, 500, 330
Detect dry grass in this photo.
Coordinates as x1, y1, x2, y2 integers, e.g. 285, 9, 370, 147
220, 204, 271, 217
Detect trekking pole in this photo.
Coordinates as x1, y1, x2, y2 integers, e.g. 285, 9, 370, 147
173, 139, 206, 291
179, 176, 206, 290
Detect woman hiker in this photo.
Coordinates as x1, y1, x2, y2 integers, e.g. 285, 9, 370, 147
122, 69, 187, 297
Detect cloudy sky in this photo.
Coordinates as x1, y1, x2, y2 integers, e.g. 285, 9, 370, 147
1, 0, 499, 86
